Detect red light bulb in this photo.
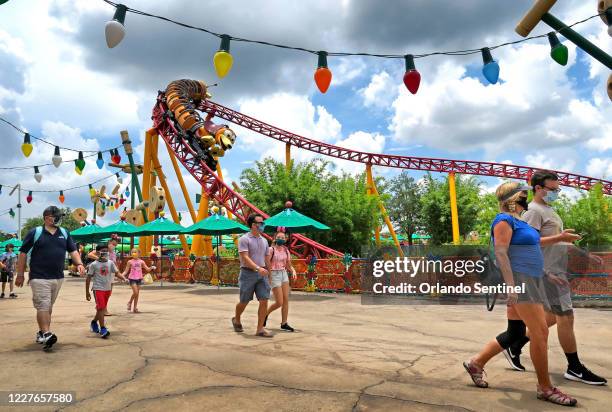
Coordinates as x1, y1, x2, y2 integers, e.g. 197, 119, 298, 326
403, 55, 421, 94
111, 149, 121, 164
26, 191, 33, 203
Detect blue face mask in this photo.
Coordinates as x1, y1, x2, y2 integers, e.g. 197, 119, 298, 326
275, 239, 286, 245
256, 223, 266, 232
543, 190, 559, 203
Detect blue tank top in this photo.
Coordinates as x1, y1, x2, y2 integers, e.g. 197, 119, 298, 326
491, 213, 543, 277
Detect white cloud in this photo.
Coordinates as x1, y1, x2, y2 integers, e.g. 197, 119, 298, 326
586, 158, 612, 179
359, 71, 397, 108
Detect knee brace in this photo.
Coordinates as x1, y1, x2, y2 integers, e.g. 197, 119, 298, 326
496, 319, 526, 349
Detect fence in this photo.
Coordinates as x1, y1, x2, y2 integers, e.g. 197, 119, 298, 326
113, 251, 612, 298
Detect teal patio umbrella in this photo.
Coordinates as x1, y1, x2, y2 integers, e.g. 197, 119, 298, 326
0, 237, 23, 249
263, 205, 330, 233
182, 213, 249, 285
70, 224, 103, 241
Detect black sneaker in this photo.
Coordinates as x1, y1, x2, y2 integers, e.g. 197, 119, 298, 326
564, 365, 607, 385
0, 293, 4, 298
503, 347, 526, 371
280, 323, 294, 332
42, 332, 57, 352
9, 293, 17, 298
35, 331, 44, 344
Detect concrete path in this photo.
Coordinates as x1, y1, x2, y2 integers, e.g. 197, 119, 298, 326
1, 277, 610, 411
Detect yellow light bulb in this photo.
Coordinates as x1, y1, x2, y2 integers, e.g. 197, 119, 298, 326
213, 51, 233, 78
75, 166, 82, 175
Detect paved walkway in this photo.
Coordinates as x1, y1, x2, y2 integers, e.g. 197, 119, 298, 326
1, 277, 611, 411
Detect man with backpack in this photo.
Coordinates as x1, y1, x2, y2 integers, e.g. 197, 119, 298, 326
15, 206, 85, 351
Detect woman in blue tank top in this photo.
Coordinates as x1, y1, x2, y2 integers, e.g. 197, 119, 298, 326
463, 182, 577, 406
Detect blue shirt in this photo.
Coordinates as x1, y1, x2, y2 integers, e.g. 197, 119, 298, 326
20, 227, 77, 279
491, 213, 543, 277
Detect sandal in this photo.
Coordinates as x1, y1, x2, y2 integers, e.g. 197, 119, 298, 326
127, 303, 131, 312
537, 387, 577, 407
463, 360, 488, 388
231, 317, 243, 332
256, 330, 273, 338
133, 308, 140, 313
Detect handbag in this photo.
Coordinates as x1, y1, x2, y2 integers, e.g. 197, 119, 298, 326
143, 273, 154, 285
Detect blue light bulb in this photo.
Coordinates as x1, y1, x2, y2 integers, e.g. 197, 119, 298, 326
96, 151, 104, 169
125, 188, 130, 197
481, 47, 500, 85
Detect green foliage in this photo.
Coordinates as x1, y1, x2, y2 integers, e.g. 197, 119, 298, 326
419, 174, 482, 245
384, 172, 422, 245
21, 207, 82, 239
472, 192, 500, 243
240, 158, 379, 254
555, 183, 612, 247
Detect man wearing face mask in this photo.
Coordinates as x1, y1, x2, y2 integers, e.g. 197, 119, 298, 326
16, 206, 85, 351
503, 171, 607, 386
233, 213, 272, 337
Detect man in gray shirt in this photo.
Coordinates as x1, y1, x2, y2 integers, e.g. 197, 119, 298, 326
85, 245, 126, 339
232, 213, 272, 337
503, 171, 606, 385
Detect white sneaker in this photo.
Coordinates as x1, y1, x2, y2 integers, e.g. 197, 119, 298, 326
35, 331, 44, 344
41, 332, 57, 351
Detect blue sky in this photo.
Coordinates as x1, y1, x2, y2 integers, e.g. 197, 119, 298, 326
0, 0, 610, 234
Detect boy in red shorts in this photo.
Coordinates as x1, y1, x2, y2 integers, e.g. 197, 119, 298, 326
85, 245, 126, 338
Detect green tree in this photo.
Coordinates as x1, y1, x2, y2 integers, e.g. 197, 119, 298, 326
240, 158, 379, 254
472, 192, 500, 243
21, 207, 82, 239
419, 174, 482, 245
556, 183, 612, 247
383, 172, 422, 245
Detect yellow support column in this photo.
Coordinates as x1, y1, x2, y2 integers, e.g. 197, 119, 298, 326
151, 152, 190, 255
215, 163, 239, 249
449, 172, 460, 245
371, 180, 404, 257
285, 143, 291, 172
365, 164, 381, 246
139, 129, 154, 255
191, 189, 212, 257
166, 142, 197, 222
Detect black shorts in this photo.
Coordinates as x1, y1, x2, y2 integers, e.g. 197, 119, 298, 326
129, 279, 142, 286
1, 271, 13, 282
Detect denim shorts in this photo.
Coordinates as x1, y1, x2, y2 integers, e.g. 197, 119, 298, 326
129, 279, 143, 286
239, 268, 270, 303
270, 269, 289, 288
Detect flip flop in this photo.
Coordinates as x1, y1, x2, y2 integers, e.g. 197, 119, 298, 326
256, 330, 273, 338
231, 317, 243, 332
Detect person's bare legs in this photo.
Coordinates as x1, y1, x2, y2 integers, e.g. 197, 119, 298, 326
281, 282, 290, 324
266, 287, 283, 317
132, 285, 140, 312
256, 299, 268, 333
36, 310, 51, 333
127, 283, 137, 311
473, 306, 520, 368
513, 303, 552, 389
235, 302, 248, 324
556, 314, 577, 353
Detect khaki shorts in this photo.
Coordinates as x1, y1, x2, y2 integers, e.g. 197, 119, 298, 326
30, 278, 64, 311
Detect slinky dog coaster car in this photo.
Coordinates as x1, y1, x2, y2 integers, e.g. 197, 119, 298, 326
164, 79, 236, 169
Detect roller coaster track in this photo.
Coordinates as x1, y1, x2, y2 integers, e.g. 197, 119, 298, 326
153, 94, 611, 259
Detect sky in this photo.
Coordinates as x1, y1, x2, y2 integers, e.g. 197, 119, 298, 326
0, 0, 610, 235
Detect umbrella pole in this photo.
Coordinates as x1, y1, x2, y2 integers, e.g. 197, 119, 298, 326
160, 235, 163, 288
217, 234, 220, 290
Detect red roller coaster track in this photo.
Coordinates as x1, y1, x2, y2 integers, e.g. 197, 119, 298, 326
153, 95, 611, 259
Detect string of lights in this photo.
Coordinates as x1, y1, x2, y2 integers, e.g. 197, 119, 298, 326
101, 0, 608, 94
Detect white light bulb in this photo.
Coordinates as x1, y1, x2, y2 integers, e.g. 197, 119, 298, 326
105, 20, 125, 48
608, 24, 612, 37
34, 173, 42, 183
52, 155, 62, 168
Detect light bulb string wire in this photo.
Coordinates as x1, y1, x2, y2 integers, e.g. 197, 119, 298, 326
103, 0, 605, 59
0, 173, 121, 194
0, 117, 122, 154
0, 152, 119, 170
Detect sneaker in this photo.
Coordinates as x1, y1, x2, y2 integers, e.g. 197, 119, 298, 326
9, 293, 17, 298
41, 332, 57, 351
99, 327, 110, 339
280, 322, 295, 332
0, 293, 4, 298
503, 347, 526, 371
564, 365, 607, 385
90, 320, 100, 334
35, 330, 44, 344
463, 360, 488, 388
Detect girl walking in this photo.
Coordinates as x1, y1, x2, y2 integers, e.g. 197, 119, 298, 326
264, 228, 297, 331
122, 249, 155, 313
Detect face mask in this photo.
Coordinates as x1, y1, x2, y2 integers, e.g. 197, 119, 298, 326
99, 252, 109, 261
131, 252, 139, 258
516, 198, 529, 211
275, 239, 286, 245
256, 223, 265, 233
543, 190, 559, 203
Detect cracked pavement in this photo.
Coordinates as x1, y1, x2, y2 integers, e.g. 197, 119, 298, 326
1, 277, 611, 411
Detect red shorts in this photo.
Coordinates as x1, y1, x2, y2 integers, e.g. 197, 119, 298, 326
94, 290, 112, 310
